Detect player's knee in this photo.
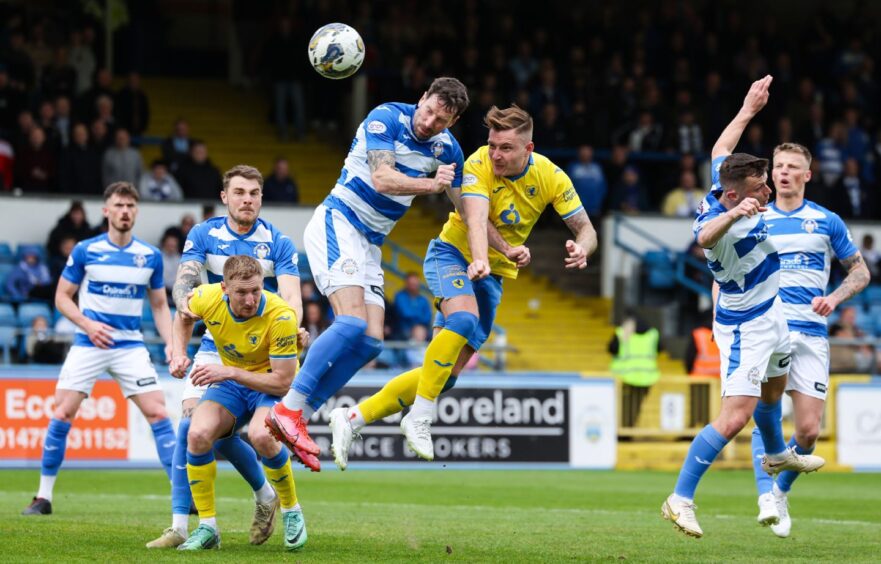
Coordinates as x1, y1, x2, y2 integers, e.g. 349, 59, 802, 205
445, 311, 479, 340
247, 426, 276, 456
142, 405, 169, 424
795, 424, 820, 448
718, 412, 751, 439
187, 425, 214, 453
51, 408, 76, 424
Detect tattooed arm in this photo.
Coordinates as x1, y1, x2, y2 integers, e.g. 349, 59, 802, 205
172, 260, 203, 320
368, 149, 454, 196
562, 209, 598, 269
813, 252, 871, 317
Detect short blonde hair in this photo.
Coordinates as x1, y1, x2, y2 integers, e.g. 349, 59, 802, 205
223, 255, 263, 282
773, 143, 812, 166
484, 104, 533, 137
223, 164, 263, 191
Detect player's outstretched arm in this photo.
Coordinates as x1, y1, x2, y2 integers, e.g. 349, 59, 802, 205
562, 209, 597, 269
813, 252, 871, 316
462, 195, 490, 280
695, 198, 765, 249
170, 311, 195, 378
711, 75, 772, 160
148, 287, 174, 363
368, 149, 453, 196
277, 275, 304, 327
55, 278, 114, 349
172, 260, 202, 320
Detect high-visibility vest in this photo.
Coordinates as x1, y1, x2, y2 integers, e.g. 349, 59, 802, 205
610, 327, 660, 387
690, 327, 720, 377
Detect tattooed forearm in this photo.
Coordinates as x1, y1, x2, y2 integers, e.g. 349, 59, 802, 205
563, 209, 598, 257
172, 260, 203, 311
367, 149, 396, 174
182, 406, 195, 418
830, 252, 871, 304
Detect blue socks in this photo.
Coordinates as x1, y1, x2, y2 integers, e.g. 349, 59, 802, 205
40, 419, 71, 476
171, 417, 193, 515
674, 424, 728, 500
150, 418, 176, 481
751, 427, 775, 495
293, 315, 367, 397
777, 436, 814, 492
186, 449, 215, 466
753, 400, 786, 455
215, 434, 266, 491
261, 447, 289, 470
307, 334, 383, 411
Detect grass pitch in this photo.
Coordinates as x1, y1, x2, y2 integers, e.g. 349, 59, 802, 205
1, 468, 880, 562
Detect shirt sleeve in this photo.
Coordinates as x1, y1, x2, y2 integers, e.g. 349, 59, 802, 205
710, 155, 727, 191
551, 167, 584, 220
188, 284, 215, 319
828, 213, 859, 260
61, 242, 88, 284
272, 233, 300, 277
269, 307, 299, 359
181, 223, 208, 263
460, 155, 490, 200
448, 141, 465, 189
149, 252, 164, 290
363, 105, 399, 152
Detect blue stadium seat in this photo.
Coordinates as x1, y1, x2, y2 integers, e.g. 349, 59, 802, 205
643, 251, 676, 290
0, 326, 16, 364
0, 242, 14, 264
0, 263, 15, 297
864, 285, 881, 305
18, 302, 52, 328
15, 243, 47, 263
0, 303, 16, 326
298, 252, 313, 280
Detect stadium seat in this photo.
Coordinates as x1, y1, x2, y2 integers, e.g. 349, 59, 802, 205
18, 302, 52, 328
864, 285, 881, 305
0, 326, 16, 364
15, 243, 47, 263
0, 262, 14, 295
0, 242, 14, 264
643, 251, 676, 290
298, 252, 313, 280
0, 303, 16, 326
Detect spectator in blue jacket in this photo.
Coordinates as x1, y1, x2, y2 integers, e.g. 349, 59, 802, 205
6, 249, 52, 301
393, 272, 433, 340
568, 145, 607, 218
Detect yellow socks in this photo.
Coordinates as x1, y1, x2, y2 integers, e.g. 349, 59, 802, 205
186, 456, 217, 519
359, 368, 420, 423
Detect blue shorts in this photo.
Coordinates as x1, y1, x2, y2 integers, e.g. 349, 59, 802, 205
201, 380, 280, 436
423, 238, 503, 351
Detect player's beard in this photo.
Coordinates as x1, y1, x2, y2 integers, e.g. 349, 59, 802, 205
111, 218, 133, 233
229, 209, 257, 231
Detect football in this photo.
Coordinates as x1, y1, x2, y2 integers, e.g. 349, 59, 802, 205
307, 23, 365, 79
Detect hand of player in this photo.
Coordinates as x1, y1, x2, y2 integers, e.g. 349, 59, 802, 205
467, 259, 491, 281
430, 163, 456, 193
189, 363, 233, 387
83, 319, 115, 349
176, 289, 201, 321
505, 245, 531, 268
811, 295, 839, 317
297, 327, 310, 350
564, 240, 588, 270
727, 197, 766, 220
742, 74, 773, 116
169, 354, 191, 379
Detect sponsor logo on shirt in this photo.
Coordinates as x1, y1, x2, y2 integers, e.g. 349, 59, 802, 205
367, 120, 387, 134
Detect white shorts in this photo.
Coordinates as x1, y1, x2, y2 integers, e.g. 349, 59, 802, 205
57, 346, 162, 398
303, 204, 386, 308
181, 350, 222, 402
786, 332, 829, 400
715, 303, 791, 397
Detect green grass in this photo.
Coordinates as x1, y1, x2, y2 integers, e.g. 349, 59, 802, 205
1, 468, 880, 562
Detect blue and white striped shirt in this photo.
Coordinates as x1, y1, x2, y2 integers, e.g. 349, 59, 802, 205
764, 200, 857, 337
63, 234, 163, 348
695, 155, 780, 325
181, 216, 300, 352
324, 102, 465, 245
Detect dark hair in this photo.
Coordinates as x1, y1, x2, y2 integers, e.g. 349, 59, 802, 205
103, 181, 139, 202
223, 164, 264, 191
719, 153, 768, 189
425, 77, 470, 117
151, 158, 168, 168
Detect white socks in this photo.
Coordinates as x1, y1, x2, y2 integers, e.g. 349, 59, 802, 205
200, 517, 217, 530
282, 391, 308, 411
254, 481, 276, 504
37, 475, 56, 502
347, 406, 366, 431
172, 513, 189, 536
409, 395, 435, 419
281, 502, 302, 514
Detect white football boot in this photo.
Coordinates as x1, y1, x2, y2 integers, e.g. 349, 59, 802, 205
400, 412, 434, 461
662, 494, 703, 538
761, 446, 825, 475
770, 485, 791, 538
757, 492, 780, 526
328, 407, 358, 471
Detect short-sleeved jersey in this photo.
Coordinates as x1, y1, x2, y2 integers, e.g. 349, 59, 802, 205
181, 216, 299, 353
438, 147, 584, 279
694, 154, 780, 324
764, 200, 858, 337
324, 102, 465, 246
62, 233, 163, 349
188, 283, 299, 373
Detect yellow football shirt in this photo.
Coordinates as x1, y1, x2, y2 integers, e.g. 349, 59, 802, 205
188, 283, 299, 373
438, 147, 584, 278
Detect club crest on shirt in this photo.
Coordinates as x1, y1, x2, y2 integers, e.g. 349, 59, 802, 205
247, 334, 259, 346
253, 243, 270, 260
431, 140, 445, 158
526, 186, 537, 198
754, 224, 769, 243
133, 254, 147, 268
801, 218, 818, 234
